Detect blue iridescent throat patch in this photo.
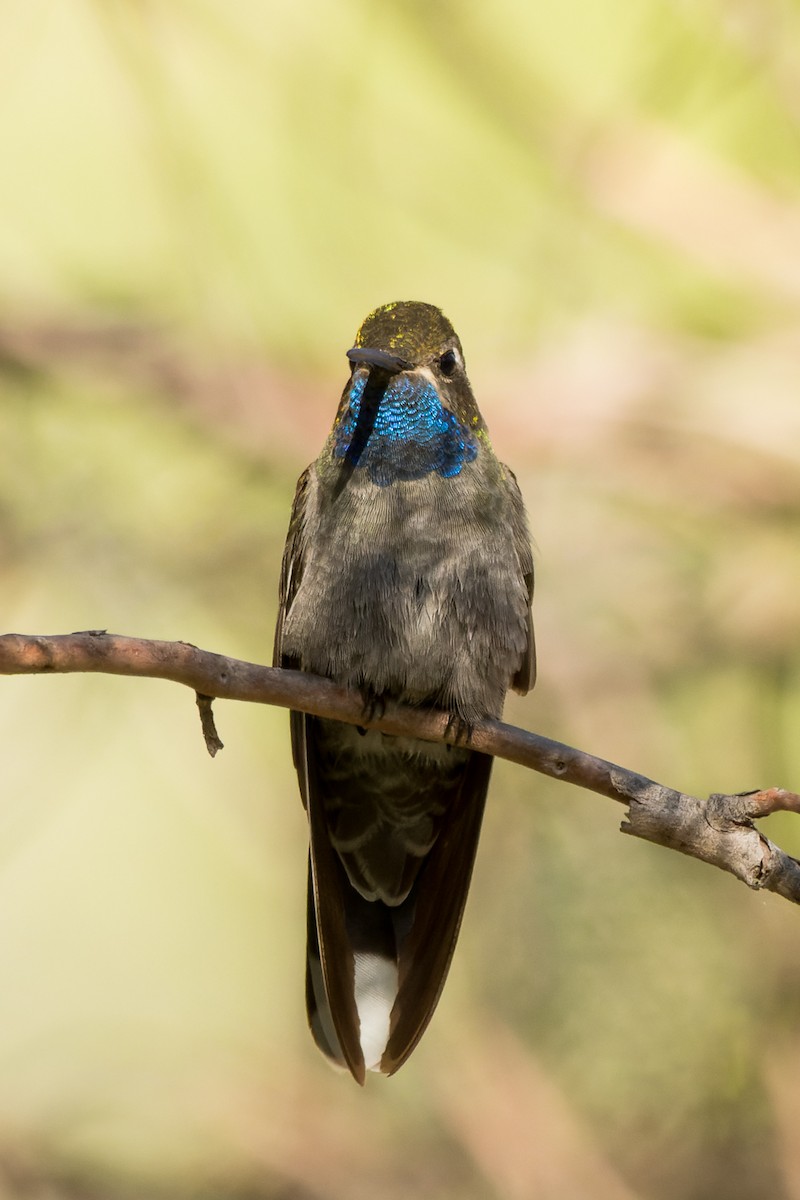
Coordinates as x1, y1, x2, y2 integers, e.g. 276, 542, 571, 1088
333, 373, 478, 486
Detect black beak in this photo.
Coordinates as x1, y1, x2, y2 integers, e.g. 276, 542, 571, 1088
346, 347, 413, 374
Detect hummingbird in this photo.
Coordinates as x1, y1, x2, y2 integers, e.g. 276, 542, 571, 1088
274, 301, 535, 1082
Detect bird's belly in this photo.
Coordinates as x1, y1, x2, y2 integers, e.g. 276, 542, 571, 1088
283, 473, 528, 721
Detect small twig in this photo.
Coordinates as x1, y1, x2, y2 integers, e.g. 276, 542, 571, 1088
746, 787, 800, 817
1, 631, 799, 907
195, 693, 224, 757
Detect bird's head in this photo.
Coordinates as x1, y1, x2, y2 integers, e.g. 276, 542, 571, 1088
331, 302, 485, 487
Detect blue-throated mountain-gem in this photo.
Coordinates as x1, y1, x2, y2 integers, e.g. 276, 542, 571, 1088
274, 300, 535, 1082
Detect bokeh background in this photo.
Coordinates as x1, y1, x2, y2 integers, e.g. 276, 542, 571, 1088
2, 2, 800, 1197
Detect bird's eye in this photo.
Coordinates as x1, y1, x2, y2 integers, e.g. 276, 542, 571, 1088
439, 349, 458, 377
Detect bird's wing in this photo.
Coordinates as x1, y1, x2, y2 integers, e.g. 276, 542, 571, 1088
504, 465, 536, 694
304, 718, 367, 1083
274, 469, 368, 1080
273, 467, 313, 774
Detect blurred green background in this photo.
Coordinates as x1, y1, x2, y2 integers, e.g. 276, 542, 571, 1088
2, 1, 800, 1197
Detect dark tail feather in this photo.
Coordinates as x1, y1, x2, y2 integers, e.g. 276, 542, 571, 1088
305, 858, 406, 1077
381, 752, 493, 1074
305, 867, 348, 1069
303, 705, 493, 1080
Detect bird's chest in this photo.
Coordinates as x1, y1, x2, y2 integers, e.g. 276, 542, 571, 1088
285, 469, 509, 695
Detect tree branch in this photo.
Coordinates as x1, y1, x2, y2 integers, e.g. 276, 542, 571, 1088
1, 631, 799, 906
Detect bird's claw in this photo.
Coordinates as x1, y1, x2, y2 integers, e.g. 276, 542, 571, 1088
359, 685, 388, 725
444, 712, 474, 747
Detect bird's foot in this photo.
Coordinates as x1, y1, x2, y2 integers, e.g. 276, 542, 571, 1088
357, 684, 388, 728
443, 712, 475, 747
